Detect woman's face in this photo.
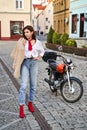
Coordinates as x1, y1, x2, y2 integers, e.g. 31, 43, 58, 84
24, 29, 33, 40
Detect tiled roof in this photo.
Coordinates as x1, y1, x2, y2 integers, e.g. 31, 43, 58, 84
33, 4, 46, 10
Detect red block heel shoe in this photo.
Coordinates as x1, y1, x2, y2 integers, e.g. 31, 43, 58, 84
19, 105, 25, 118
28, 102, 34, 112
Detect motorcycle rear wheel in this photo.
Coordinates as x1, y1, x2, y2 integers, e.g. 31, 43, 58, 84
60, 77, 83, 103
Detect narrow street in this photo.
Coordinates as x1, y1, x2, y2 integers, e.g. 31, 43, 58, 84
0, 40, 87, 130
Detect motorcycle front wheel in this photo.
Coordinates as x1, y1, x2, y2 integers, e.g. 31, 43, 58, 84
60, 77, 83, 103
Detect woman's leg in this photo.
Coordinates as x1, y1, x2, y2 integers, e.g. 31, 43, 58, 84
19, 63, 29, 105
28, 60, 38, 112
19, 61, 29, 118
29, 60, 38, 102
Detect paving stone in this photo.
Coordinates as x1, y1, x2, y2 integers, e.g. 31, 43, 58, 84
0, 41, 87, 130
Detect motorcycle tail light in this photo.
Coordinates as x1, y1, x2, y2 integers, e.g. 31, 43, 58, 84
56, 64, 65, 73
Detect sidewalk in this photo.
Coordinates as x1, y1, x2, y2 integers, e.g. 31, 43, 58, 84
0, 40, 87, 130
0, 42, 41, 130
0, 61, 40, 130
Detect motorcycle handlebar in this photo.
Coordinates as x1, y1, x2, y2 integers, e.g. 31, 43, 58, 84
57, 55, 72, 65
57, 54, 66, 60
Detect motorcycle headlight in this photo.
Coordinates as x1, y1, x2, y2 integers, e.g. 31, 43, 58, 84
66, 58, 72, 65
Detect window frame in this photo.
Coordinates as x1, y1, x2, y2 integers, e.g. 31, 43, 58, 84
16, 0, 24, 9
10, 21, 24, 36
72, 14, 78, 34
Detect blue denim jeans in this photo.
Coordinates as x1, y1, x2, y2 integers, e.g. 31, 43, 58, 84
19, 58, 38, 105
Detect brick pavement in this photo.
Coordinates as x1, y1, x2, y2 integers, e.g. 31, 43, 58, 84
0, 41, 87, 130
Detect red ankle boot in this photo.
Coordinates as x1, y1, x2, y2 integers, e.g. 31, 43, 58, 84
19, 105, 25, 118
28, 102, 34, 112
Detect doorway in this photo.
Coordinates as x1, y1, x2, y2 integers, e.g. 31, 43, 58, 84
10, 21, 24, 39
80, 13, 84, 37
0, 21, 1, 40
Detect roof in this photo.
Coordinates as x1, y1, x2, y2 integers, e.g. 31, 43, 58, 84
33, 4, 46, 10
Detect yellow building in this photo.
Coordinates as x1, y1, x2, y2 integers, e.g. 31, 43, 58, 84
0, 0, 31, 40
53, 0, 70, 34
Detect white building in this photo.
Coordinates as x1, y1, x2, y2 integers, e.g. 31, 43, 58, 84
0, 0, 32, 40
32, 4, 46, 34
37, 2, 53, 35
69, 0, 87, 38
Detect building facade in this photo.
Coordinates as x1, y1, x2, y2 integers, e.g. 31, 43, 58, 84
0, 0, 31, 40
53, 0, 70, 34
70, 0, 87, 38
32, 4, 46, 35
37, 2, 53, 35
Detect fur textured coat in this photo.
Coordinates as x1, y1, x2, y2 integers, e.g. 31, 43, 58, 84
11, 38, 26, 78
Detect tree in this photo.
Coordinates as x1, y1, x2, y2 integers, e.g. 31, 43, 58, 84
47, 26, 55, 43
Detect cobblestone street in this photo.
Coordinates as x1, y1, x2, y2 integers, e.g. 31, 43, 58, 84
0, 41, 87, 130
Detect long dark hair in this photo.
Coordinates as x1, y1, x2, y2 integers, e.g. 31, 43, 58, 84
22, 25, 36, 40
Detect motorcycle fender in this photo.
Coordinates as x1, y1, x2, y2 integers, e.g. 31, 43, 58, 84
69, 77, 83, 84
60, 76, 82, 90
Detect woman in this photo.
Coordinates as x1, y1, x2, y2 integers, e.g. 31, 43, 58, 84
11, 25, 44, 118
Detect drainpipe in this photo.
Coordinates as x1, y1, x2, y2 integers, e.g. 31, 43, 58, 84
30, 0, 32, 25
64, 0, 66, 33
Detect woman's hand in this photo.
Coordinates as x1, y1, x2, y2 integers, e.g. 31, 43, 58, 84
33, 56, 42, 60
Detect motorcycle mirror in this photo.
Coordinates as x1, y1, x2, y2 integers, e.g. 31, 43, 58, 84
58, 46, 63, 52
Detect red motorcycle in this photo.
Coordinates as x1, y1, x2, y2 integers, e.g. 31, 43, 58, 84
42, 48, 83, 103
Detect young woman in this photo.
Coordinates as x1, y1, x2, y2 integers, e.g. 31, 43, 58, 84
11, 25, 44, 118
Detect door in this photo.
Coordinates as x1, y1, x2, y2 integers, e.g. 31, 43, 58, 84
80, 14, 84, 37
0, 21, 1, 39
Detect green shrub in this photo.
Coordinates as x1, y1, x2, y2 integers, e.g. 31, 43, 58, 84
60, 33, 69, 45
82, 45, 87, 48
52, 32, 61, 44
47, 26, 55, 43
65, 39, 77, 47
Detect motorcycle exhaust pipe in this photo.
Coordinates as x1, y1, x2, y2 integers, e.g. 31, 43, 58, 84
44, 78, 54, 86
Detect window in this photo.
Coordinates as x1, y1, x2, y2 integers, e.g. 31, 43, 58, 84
45, 26, 48, 29
16, 0, 23, 9
45, 18, 48, 21
16, 0, 18, 8
48, 10, 51, 13
10, 21, 24, 36
72, 14, 78, 34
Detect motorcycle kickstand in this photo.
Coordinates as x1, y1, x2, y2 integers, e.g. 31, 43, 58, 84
55, 90, 57, 96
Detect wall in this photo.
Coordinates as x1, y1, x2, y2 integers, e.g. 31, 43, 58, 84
0, 14, 30, 38
0, 0, 31, 40
53, 0, 70, 34
69, 0, 87, 38
37, 2, 53, 35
